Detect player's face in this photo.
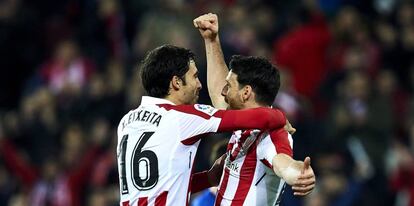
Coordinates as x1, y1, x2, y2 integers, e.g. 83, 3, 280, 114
221, 71, 244, 109
181, 61, 202, 104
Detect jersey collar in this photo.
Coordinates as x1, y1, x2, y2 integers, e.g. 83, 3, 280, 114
141, 96, 176, 106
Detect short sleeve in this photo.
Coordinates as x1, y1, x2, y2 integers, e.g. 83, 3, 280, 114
258, 129, 293, 169
158, 104, 222, 145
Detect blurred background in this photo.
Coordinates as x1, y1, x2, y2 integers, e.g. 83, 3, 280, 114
0, 0, 413, 205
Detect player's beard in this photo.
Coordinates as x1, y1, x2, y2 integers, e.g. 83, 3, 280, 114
226, 97, 243, 110
184, 89, 199, 104
192, 90, 200, 104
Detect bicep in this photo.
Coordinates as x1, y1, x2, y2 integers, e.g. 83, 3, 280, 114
258, 130, 292, 167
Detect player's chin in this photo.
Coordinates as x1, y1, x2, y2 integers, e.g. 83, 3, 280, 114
192, 96, 199, 104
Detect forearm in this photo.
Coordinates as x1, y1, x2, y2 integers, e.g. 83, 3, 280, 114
205, 37, 228, 109
191, 171, 213, 193
272, 154, 302, 185
217, 108, 286, 132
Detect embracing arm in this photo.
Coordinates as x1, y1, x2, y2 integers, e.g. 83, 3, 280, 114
273, 155, 315, 196
191, 154, 226, 193
216, 107, 286, 132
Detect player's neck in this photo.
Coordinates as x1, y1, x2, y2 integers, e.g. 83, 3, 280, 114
164, 95, 183, 105
241, 101, 269, 109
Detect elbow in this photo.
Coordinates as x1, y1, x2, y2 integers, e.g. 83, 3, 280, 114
269, 109, 286, 129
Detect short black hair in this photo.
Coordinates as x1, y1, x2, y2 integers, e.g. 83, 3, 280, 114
140, 45, 195, 98
229, 55, 280, 106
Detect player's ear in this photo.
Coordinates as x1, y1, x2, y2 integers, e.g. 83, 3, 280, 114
241, 85, 252, 102
171, 76, 181, 90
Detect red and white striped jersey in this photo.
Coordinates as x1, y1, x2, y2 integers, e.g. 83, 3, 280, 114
117, 96, 286, 206
215, 129, 293, 206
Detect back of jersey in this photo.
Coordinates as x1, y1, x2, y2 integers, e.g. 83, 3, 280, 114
117, 97, 223, 206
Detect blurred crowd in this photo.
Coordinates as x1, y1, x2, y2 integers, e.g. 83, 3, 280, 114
0, 0, 414, 205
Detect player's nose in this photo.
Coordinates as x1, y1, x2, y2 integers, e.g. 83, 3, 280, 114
197, 79, 202, 90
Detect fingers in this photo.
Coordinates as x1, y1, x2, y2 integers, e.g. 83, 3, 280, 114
293, 190, 313, 196
193, 19, 198, 28
292, 184, 314, 193
301, 157, 311, 174
284, 119, 296, 134
200, 21, 214, 30
219, 153, 227, 160
292, 171, 315, 196
290, 127, 296, 134
294, 177, 315, 187
304, 157, 311, 169
193, 13, 217, 28
194, 19, 207, 29
218, 153, 226, 165
292, 180, 315, 196
196, 21, 203, 29
297, 169, 315, 179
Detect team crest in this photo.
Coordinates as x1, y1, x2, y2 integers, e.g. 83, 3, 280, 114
194, 104, 218, 116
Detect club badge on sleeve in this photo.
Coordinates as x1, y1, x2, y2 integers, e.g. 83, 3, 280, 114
194, 104, 218, 116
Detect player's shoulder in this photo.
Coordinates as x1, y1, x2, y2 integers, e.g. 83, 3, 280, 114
119, 107, 138, 122
117, 106, 146, 132
117, 109, 135, 133
157, 103, 219, 119
267, 128, 293, 148
257, 128, 290, 144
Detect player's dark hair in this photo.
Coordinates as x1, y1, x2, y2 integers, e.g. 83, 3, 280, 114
229, 55, 280, 106
140, 45, 195, 98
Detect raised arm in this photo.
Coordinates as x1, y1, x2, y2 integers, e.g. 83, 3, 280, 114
194, 13, 228, 109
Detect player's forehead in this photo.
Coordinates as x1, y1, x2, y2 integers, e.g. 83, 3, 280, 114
226, 70, 237, 83
186, 60, 198, 75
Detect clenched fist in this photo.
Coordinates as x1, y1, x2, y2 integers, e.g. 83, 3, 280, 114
193, 13, 219, 41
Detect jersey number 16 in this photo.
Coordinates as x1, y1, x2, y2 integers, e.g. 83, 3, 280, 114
119, 132, 159, 194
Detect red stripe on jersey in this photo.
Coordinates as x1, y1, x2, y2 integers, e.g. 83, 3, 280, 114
270, 129, 292, 157
260, 159, 272, 169
122, 201, 129, 206
157, 104, 217, 120
215, 167, 231, 206
231, 142, 258, 206
138, 197, 147, 206
155, 191, 168, 206
229, 130, 264, 162
181, 133, 210, 145
229, 130, 253, 161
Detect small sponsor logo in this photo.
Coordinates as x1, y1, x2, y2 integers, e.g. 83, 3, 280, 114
194, 104, 218, 116
225, 159, 240, 173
